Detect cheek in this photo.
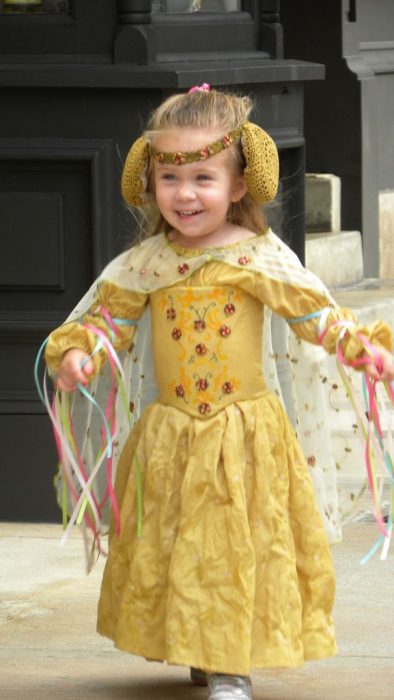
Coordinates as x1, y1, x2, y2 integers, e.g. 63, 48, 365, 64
201, 183, 231, 202
154, 183, 170, 209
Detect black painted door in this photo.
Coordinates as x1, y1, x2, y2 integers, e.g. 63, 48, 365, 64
0, 143, 112, 522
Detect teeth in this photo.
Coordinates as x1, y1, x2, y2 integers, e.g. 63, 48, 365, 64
179, 210, 200, 216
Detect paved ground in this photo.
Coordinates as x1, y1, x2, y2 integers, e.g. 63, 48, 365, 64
1, 522, 393, 700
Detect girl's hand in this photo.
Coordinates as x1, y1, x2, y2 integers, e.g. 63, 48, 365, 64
364, 346, 394, 382
56, 348, 94, 392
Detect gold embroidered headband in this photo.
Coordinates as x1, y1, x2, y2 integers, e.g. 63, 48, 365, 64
121, 121, 279, 207
150, 127, 243, 165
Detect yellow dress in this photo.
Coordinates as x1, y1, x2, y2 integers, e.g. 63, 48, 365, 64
45, 233, 392, 675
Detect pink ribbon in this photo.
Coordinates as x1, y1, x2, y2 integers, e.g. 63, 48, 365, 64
83, 322, 123, 535
47, 306, 133, 564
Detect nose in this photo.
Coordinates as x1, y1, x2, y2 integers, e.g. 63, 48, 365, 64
176, 180, 196, 201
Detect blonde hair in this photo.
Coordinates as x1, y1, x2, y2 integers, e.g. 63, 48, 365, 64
139, 89, 266, 237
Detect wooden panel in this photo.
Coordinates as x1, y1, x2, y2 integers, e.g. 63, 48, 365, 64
0, 0, 116, 57
0, 320, 57, 414
0, 191, 64, 289
0, 159, 92, 314
0, 414, 60, 522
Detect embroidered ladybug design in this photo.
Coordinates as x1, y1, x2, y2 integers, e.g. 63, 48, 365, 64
196, 378, 209, 391
238, 256, 250, 266
195, 343, 207, 356
222, 382, 234, 395
172, 328, 182, 340
167, 307, 176, 321
189, 302, 215, 332
198, 402, 211, 415
194, 319, 206, 332
224, 303, 236, 316
178, 263, 189, 275
194, 372, 212, 392
307, 456, 316, 467
175, 385, 185, 397
219, 325, 231, 338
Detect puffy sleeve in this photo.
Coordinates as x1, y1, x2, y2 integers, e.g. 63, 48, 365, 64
237, 235, 392, 367
45, 280, 148, 375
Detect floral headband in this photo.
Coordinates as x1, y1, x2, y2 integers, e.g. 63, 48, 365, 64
121, 86, 279, 206
150, 127, 243, 166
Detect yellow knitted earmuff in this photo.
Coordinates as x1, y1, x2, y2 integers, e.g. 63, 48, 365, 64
241, 122, 279, 204
121, 122, 279, 207
121, 136, 150, 207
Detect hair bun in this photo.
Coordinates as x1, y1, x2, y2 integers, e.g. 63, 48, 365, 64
121, 136, 150, 206
241, 122, 279, 204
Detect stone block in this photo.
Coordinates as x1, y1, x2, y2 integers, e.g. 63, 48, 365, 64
305, 173, 341, 233
305, 231, 363, 287
379, 190, 394, 279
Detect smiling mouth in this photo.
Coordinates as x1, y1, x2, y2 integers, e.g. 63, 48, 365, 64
176, 209, 203, 217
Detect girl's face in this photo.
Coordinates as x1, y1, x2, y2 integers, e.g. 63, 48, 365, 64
153, 128, 247, 247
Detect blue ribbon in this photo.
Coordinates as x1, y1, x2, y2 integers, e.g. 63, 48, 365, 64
34, 337, 49, 405
113, 318, 139, 327
360, 534, 386, 565
286, 310, 323, 325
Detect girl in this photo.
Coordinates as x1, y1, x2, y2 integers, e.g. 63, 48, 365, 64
44, 85, 394, 700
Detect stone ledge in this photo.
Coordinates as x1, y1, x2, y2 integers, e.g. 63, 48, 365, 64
305, 231, 363, 287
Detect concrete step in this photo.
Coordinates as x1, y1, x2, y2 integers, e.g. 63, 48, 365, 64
305, 231, 364, 287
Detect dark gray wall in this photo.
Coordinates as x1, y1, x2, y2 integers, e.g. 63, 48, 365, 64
281, 0, 394, 277
376, 76, 394, 191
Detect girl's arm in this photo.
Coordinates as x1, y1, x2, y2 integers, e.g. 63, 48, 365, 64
242, 256, 393, 378
45, 280, 148, 390
288, 303, 393, 378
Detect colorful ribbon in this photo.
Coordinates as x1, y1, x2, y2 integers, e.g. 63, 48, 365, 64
35, 311, 139, 571
288, 308, 394, 560
319, 319, 394, 561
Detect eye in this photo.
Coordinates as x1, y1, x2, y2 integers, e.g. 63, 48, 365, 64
196, 173, 211, 182
160, 173, 176, 181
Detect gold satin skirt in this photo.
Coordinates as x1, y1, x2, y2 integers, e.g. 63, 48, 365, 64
97, 393, 336, 674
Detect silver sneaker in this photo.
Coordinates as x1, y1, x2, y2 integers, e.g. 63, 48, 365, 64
208, 674, 252, 700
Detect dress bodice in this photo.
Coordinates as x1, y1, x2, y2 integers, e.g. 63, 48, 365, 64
150, 284, 268, 418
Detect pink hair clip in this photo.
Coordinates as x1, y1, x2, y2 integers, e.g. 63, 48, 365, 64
188, 83, 211, 94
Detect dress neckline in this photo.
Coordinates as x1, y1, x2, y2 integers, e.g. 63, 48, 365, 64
165, 229, 268, 258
